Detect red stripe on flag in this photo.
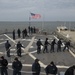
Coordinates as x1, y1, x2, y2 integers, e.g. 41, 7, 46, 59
31, 13, 41, 19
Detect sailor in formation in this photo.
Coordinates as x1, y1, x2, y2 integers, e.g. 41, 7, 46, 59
5, 40, 11, 57
36, 39, 43, 54
43, 38, 50, 53
16, 41, 24, 57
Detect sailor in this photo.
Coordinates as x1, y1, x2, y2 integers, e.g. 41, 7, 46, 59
13, 29, 15, 40
33, 26, 36, 33
12, 57, 22, 75
31, 27, 33, 34
17, 29, 21, 38
63, 40, 70, 52
57, 39, 62, 52
45, 61, 58, 75
50, 39, 56, 52
65, 65, 75, 75
24, 28, 27, 37
43, 38, 50, 53
32, 59, 41, 75
16, 41, 24, 57
0, 56, 8, 75
5, 40, 11, 57
22, 29, 25, 38
36, 39, 43, 54
0, 57, 1, 73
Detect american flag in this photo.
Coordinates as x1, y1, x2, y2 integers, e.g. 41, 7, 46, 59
30, 13, 41, 19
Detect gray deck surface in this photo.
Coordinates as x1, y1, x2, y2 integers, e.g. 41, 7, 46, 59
0, 33, 75, 75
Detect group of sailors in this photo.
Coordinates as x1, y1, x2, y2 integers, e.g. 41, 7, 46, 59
5, 26, 37, 57
4, 38, 70, 58
28, 26, 36, 34
32, 59, 58, 75
0, 56, 58, 75
0, 28, 73, 75
5, 40, 24, 57
13, 28, 27, 40
0, 56, 22, 75
12, 26, 37, 40
36, 38, 70, 54
4, 36, 70, 57
0, 56, 75, 75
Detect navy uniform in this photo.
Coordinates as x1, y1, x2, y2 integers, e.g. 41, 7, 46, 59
63, 40, 70, 52
43, 38, 50, 53
33, 27, 36, 33
24, 28, 27, 37
31, 27, 33, 34
16, 41, 23, 57
12, 57, 22, 75
50, 39, 56, 52
45, 61, 58, 75
32, 59, 41, 75
36, 39, 43, 54
65, 65, 75, 75
1, 56, 8, 75
0, 57, 1, 73
17, 29, 21, 38
13, 30, 15, 40
57, 39, 62, 52
5, 40, 11, 57
22, 29, 25, 38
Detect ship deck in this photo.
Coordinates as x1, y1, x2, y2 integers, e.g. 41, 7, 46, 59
0, 33, 75, 75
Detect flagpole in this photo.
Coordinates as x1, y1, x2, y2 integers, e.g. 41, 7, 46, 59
29, 16, 31, 26
29, 12, 31, 26
41, 14, 44, 33
42, 18, 44, 31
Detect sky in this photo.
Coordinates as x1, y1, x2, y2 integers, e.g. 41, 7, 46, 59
0, 0, 75, 21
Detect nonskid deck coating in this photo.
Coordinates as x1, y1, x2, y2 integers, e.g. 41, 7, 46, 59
0, 33, 75, 75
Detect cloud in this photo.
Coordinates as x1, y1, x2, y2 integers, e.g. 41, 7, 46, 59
0, 0, 75, 21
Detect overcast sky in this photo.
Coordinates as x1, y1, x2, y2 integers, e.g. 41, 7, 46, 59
0, 0, 75, 21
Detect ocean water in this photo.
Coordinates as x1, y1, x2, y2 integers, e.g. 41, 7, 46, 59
0, 21, 75, 33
